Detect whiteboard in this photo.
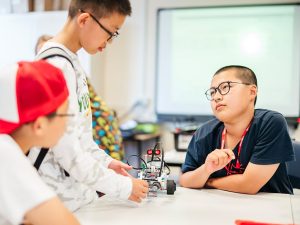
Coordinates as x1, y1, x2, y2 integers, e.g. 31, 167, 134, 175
155, 5, 300, 119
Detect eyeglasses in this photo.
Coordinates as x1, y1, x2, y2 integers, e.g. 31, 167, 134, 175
79, 9, 119, 42
47, 112, 75, 119
205, 81, 251, 101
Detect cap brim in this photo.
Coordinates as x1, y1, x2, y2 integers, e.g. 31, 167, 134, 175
0, 119, 20, 134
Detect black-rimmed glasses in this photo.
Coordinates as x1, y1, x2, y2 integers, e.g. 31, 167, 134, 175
205, 81, 251, 101
47, 112, 75, 119
79, 9, 119, 42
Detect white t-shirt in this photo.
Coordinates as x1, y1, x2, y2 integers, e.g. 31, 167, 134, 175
28, 42, 132, 212
0, 134, 56, 225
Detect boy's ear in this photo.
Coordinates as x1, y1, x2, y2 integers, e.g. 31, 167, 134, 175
31, 117, 48, 136
249, 85, 257, 101
77, 12, 90, 28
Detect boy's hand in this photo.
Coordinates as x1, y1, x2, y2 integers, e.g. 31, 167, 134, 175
128, 178, 149, 203
108, 159, 133, 177
204, 149, 235, 174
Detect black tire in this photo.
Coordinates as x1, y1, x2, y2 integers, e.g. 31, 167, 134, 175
166, 180, 176, 195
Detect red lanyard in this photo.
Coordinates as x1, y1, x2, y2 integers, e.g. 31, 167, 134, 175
221, 121, 252, 169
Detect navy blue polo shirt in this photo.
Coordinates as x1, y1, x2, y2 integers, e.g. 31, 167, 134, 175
182, 109, 295, 194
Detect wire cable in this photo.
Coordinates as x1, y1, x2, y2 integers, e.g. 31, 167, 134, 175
126, 154, 147, 170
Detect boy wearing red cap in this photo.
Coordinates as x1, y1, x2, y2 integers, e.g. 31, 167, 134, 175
30, 0, 148, 211
0, 61, 80, 225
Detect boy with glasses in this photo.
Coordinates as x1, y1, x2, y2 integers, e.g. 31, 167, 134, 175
29, 0, 148, 212
180, 65, 295, 194
0, 61, 80, 225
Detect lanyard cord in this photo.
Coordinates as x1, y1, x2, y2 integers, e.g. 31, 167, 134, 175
221, 120, 252, 169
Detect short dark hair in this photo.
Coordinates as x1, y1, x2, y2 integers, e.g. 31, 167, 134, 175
214, 65, 258, 105
68, 0, 132, 19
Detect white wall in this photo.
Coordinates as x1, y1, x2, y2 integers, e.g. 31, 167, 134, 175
92, 0, 147, 118
0, 11, 67, 67
0, 10, 92, 76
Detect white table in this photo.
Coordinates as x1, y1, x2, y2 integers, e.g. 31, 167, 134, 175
291, 190, 300, 224
75, 187, 297, 225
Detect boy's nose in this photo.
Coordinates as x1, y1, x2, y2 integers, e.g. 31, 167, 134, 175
213, 90, 223, 102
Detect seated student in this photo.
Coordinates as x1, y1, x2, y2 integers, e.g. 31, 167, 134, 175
0, 61, 80, 225
179, 65, 295, 194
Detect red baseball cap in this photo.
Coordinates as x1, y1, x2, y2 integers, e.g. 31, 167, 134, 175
0, 60, 69, 134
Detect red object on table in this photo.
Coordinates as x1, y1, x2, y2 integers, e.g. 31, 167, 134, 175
235, 220, 296, 225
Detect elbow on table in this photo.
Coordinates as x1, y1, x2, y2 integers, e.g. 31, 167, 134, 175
179, 172, 195, 188
242, 188, 259, 195
179, 173, 203, 189
179, 175, 188, 187
237, 183, 260, 195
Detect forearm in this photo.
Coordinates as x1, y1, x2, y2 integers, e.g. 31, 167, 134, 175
206, 174, 259, 194
179, 165, 211, 188
26, 197, 81, 225
62, 150, 131, 198
89, 141, 113, 167
92, 168, 132, 199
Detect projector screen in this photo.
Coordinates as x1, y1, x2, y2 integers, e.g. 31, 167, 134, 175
155, 4, 300, 122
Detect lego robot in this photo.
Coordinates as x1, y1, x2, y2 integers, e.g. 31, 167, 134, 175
137, 143, 176, 196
